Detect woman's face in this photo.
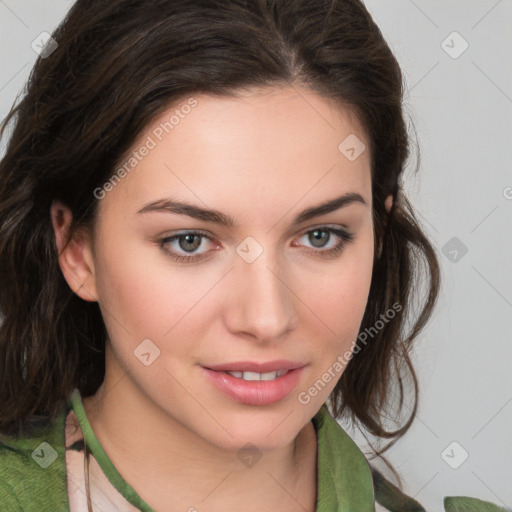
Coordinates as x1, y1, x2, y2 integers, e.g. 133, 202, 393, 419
64, 85, 375, 451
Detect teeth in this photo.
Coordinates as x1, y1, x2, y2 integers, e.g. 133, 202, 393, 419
225, 370, 289, 381
243, 371, 266, 381
260, 371, 278, 381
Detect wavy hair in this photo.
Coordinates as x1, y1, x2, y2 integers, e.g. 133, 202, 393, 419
0, 0, 439, 481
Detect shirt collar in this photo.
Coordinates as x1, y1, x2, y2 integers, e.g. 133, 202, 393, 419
311, 402, 375, 511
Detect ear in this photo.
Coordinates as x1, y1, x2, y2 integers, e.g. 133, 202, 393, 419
376, 194, 394, 259
384, 194, 393, 213
50, 200, 98, 302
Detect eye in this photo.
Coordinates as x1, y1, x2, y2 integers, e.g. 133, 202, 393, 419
159, 230, 219, 262
294, 226, 354, 258
158, 226, 354, 264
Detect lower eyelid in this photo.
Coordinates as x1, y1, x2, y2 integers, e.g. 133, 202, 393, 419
160, 227, 353, 260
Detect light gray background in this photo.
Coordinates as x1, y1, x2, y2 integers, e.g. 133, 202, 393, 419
1, 1, 511, 511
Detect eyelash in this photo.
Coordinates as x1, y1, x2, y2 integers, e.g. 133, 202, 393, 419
159, 227, 354, 263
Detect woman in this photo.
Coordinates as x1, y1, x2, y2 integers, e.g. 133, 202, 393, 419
0, 0, 505, 510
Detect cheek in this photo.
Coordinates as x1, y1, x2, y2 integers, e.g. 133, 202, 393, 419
301, 237, 373, 333
293, 238, 374, 391
113, 270, 190, 333
292, 243, 373, 404
93, 220, 373, 365
93, 240, 221, 362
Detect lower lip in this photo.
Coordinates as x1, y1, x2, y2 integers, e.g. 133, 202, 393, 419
202, 367, 305, 405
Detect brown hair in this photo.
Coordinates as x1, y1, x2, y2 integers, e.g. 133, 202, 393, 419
0, 0, 439, 479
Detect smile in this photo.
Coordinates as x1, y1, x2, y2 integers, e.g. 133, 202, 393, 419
202, 366, 305, 405
222, 369, 289, 380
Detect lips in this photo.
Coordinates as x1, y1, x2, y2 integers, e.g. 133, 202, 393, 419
204, 360, 305, 373
202, 365, 305, 405
202, 360, 307, 405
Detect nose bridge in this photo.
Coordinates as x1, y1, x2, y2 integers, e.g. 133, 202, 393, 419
227, 241, 297, 340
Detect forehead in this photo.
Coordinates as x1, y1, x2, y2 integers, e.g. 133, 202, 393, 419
100, 86, 371, 219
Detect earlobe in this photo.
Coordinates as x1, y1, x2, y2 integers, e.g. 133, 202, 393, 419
377, 194, 395, 259
384, 194, 393, 214
50, 200, 98, 302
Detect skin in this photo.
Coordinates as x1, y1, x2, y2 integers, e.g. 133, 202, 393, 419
51, 85, 392, 512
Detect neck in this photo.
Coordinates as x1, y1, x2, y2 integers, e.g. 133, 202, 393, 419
82, 366, 318, 511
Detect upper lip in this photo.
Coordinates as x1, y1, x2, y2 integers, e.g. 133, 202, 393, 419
204, 360, 306, 373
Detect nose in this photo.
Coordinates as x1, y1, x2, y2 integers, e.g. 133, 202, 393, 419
224, 247, 299, 343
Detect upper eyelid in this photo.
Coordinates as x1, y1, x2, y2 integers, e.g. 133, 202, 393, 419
163, 224, 349, 236
162, 225, 351, 246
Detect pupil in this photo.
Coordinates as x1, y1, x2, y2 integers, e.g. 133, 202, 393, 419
179, 234, 201, 252
310, 229, 329, 248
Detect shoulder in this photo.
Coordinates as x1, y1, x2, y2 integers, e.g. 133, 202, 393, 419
0, 403, 70, 511
0, 446, 25, 511
315, 404, 507, 512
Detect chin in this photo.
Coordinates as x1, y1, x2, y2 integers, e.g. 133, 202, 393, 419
199, 404, 308, 451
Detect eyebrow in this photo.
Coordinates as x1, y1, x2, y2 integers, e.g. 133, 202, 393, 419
136, 192, 366, 227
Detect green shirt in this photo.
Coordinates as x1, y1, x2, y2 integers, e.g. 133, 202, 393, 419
0, 389, 507, 511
